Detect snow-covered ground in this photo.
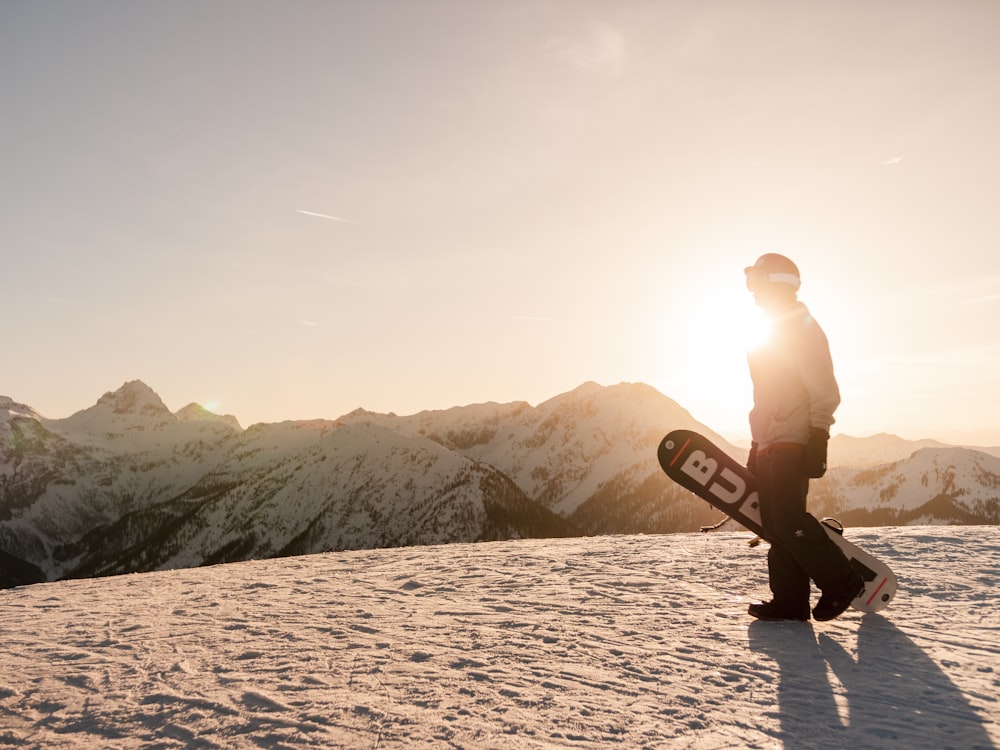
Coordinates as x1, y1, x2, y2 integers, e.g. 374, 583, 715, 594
1, 526, 997, 749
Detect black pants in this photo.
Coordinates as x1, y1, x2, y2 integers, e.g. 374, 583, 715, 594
755, 444, 853, 605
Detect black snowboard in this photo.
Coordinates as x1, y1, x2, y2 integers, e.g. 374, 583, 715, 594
658, 429, 896, 613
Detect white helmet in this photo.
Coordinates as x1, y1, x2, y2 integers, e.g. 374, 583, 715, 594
745, 253, 801, 292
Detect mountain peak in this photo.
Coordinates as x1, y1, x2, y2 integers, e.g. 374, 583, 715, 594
175, 403, 243, 431
96, 381, 172, 418
0, 396, 42, 423
49, 380, 177, 438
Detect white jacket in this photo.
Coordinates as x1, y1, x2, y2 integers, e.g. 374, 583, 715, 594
747, 301, 840, 449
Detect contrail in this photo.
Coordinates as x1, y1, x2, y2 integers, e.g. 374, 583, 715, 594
296, 209, 348, 221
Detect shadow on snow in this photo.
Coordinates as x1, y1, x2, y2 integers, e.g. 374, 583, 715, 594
748, 614, 993, 749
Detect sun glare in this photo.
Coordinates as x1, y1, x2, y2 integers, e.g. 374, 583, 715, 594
741, 305, 773, 352
694, 289, 771, 366
653, 284, 766, 436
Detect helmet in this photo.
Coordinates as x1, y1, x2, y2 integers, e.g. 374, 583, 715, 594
745, 253, 801, 292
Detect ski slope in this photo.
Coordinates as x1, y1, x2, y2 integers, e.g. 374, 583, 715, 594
1, 526, 997, 748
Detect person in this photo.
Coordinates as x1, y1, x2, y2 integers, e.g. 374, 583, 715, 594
743, 253, 863, 622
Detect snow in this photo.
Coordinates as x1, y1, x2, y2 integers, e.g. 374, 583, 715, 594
830, 447, 1000, 515
346, 381, 723, 518
175, 403, 242, 431
2, 526, 997, 749
0, 396, 42, 423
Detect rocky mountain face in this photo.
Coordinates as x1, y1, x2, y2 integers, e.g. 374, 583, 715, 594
2, 381, 998, 587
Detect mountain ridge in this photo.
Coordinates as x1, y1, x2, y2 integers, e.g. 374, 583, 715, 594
2, 379, 997, 587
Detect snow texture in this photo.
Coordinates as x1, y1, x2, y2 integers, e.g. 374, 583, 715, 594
1, 526, 997, 749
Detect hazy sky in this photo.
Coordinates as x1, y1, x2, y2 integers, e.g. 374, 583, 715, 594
3, 1, 999, 445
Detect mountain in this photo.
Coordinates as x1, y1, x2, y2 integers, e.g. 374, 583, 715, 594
1, 382, 578, 585
175, 402, 243, 431
1, 380, 998, 588
54, 379, 175, 435
0, 396, 42, 422
811, 446, 1000, 526
1, 382, 244, 585
58, 419, 575, 580
339, 381, 734, 521
831, 432, 951, 466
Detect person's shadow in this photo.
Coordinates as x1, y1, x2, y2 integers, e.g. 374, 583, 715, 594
748, 615, 994, 749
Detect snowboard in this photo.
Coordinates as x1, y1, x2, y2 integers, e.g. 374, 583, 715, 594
657, 429, 897, 613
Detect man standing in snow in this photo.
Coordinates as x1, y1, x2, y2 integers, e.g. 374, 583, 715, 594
743, 253, 864, 622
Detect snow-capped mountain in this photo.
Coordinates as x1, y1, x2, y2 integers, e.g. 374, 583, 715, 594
0, 383, 246, 587
60, 419, 574, 581
812, 446, 1000, 526
175, 402, 243, 431
830, 432, 979, 467
337, 381, 732, 522
45, 380, 241, 448
1, 382, 579, 586
1, 380, 998, 588
0, 396, 42, 423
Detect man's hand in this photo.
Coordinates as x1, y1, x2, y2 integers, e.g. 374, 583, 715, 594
804, 428, 829, 478
747, 442, 759, 476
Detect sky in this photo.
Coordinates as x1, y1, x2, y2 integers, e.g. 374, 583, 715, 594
2, 1, 999, 446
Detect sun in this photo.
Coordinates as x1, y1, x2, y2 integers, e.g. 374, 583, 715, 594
690, 286, 771, 369
202, 399, 222, 414
653, 282, 768, 436
742, 302, 774, 353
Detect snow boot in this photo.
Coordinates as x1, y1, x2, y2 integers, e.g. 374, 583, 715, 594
813, 569, 865, 621
747, 601, 810, 622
